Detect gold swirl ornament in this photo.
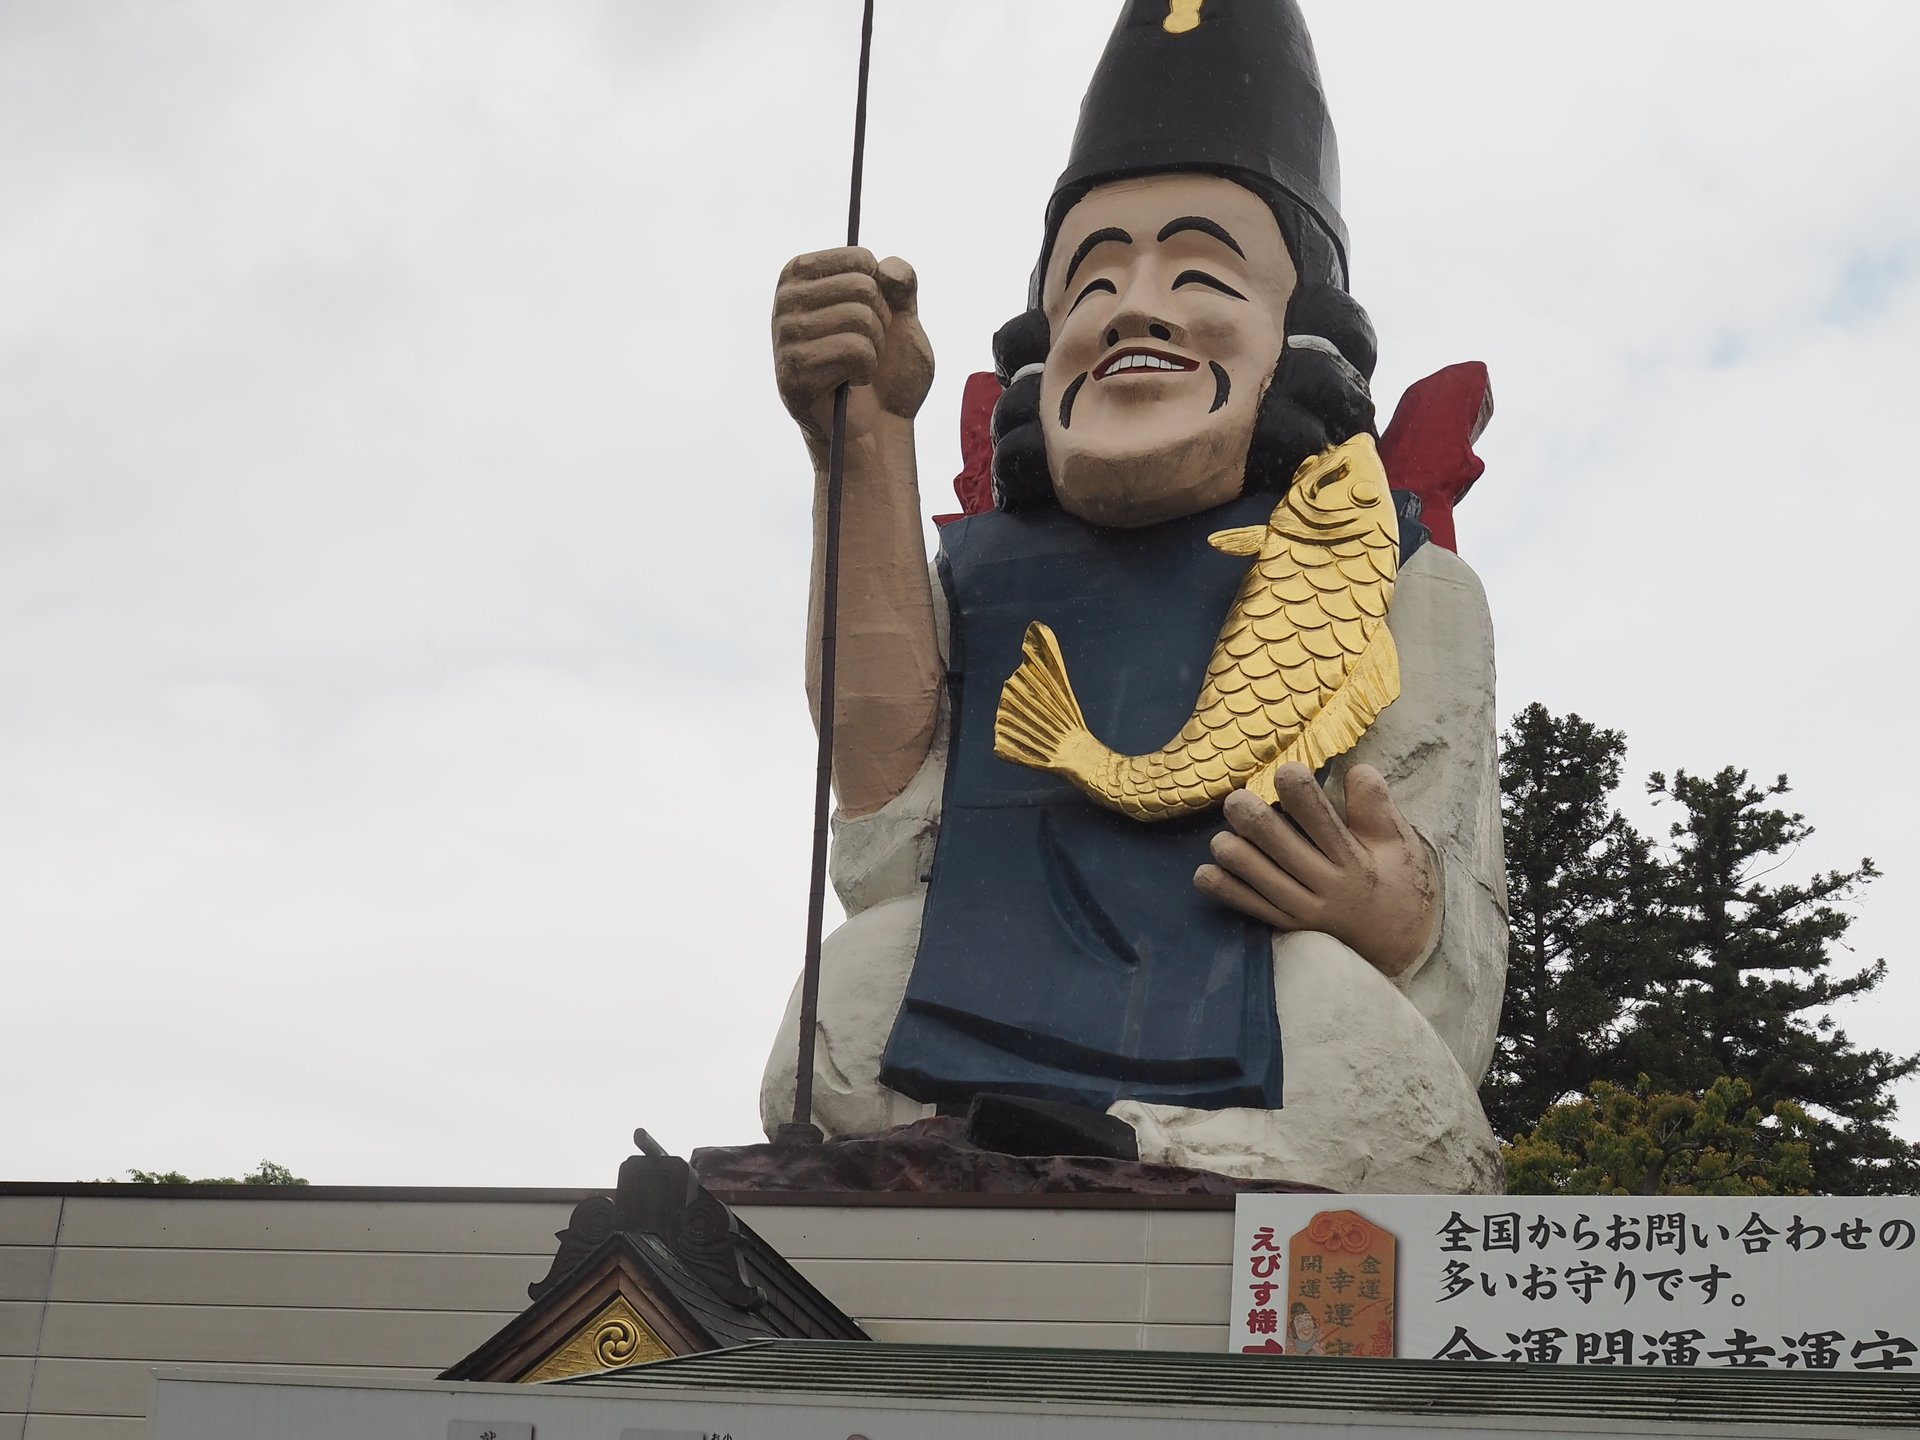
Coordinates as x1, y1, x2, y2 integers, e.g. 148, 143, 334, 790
520, 1295, 670, 1382
993, 433, 1401, 822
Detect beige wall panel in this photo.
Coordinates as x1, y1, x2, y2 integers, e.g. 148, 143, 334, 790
861, 1316, 1221, 1349
0, 1359, 30, 1413
0, 1412, 21, 1440
0, 1253, 53, 1306
54, 1199, 571, 1256
795, 1257, 1228, 1326
26, 1360, 437, 1419
37, 1303, 512, 1370
49, 1247, 544, 1314
801, 1258, 1138, 1323
0, 1306, 43, 1357
1140, 1260, 1232, 1325
737, 1206, 1154, 1264
1143, 1211, 1236, 1264
0, 1205, 60, 1250
738, 1205, 1234, 1266
22, 1417, 142, 1440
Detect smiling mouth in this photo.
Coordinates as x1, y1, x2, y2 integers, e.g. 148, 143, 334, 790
1093, 346, 1200, 381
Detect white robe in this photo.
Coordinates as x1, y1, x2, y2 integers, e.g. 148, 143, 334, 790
761, 541, 1509, 1193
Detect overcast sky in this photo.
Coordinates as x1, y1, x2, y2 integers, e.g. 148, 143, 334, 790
4, 1, 1917, 1187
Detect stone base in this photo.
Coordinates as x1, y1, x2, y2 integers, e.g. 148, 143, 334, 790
691, 1117, 1326, 1197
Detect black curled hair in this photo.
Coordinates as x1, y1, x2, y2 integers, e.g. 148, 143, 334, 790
990, 167, 1377, 513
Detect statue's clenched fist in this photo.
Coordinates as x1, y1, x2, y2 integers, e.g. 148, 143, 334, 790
774, 248, 934, 454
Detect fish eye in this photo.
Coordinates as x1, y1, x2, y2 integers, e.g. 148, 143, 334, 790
1307, 463, 1348, 500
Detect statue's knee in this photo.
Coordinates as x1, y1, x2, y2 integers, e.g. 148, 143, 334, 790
816, 894, 922, 1028
1272, 931, 1422, 1037
1268, 930, 1479, 1116
761, 896, 929, 1140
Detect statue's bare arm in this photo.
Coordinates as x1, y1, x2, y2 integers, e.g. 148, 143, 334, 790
773, 247, 941, 818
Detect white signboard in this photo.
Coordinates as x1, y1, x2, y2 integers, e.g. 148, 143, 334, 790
1231, 1195, 1920, 1370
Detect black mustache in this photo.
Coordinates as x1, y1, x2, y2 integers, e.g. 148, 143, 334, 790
1058, 364, 1228, 428
1059, 372, 1088, 429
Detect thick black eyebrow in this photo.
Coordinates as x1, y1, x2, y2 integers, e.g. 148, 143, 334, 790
1156, 215, 1245, 258
1061, 226, 1132, 290
1066, 277, 1118, 316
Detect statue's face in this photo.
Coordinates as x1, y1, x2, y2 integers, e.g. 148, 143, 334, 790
1039, 172, 1296, 528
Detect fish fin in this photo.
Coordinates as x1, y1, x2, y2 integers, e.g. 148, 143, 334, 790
1268, 623, 1402, 777
1244, 764, 1282, 805
994, 621, 1104, 780
1207, 525, 1267, 557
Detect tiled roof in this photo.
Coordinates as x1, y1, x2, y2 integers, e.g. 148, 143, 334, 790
572, 1338, 1920, 1432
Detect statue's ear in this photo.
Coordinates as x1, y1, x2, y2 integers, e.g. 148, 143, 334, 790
990, 309, 1057, 513
992, 310, 1050, 385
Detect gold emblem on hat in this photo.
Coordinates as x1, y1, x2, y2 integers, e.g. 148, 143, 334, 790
1164, 0, 1205, 36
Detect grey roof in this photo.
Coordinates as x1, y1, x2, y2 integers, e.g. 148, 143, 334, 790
625, 1222, 868, 1348
570, 1339, 1920, 1431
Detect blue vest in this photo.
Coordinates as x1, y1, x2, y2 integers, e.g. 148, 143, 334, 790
880, 490, 1289, 1112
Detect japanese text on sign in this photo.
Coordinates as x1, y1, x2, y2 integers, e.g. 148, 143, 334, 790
1231, 1196, 1920, 1371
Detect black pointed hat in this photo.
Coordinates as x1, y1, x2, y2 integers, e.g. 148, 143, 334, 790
1039, 0, 1348, 289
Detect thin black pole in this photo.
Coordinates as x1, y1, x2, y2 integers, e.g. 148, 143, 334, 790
787, 0, 876, 1142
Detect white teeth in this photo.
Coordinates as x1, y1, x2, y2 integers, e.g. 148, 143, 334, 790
1106, 352, 1185, 375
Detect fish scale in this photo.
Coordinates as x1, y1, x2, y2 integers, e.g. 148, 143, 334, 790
992, 435, 1403, 822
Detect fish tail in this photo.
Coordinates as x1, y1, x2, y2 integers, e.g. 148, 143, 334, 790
994, 622, 1109, 781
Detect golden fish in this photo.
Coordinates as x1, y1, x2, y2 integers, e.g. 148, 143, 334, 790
993, 434, 1401, 822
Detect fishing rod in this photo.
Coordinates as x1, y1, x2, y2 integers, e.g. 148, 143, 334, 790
782, 0, 876, 1145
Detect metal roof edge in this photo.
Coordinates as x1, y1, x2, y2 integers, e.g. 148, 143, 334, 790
0, 1180, 1235, 1209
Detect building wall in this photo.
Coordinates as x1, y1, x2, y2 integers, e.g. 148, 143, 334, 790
0, 1185, 1235, 1440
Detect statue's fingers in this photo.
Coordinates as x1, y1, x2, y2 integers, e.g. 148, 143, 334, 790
774, 271, 883, 318
1222, 788, 1336, 892
779, 246, 878, 284
774, 300, 886, 350
776, 333, 879, 393
1209, 832, 1321, 920
1342, 763, 1412, 845
1194, 864, 1304, 931
1270, 762, 1362, 867
875, 256, 919, 317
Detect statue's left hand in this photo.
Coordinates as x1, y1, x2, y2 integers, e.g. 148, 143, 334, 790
1194, 762, 1438, 978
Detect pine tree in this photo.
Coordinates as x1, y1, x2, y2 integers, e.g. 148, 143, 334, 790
1506, 1075, 1815, 1197
1484, 704, 1658, 1137
1619, 767, 1915, 1193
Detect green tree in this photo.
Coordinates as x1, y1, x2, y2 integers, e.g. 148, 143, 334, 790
1620, 768, 1915, 1193
121, 1160, 308, 1186
243, 1160, 306, 1186
1484, 704, 1657, 1137
1506, 1076, 1815, 1196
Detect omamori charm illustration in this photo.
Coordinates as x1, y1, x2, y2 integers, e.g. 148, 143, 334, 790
1239, 1208, 1398, 1358
994, 434, 1400, 821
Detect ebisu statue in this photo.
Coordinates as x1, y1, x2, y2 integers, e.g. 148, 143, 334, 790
764, 0, 1507, 1193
